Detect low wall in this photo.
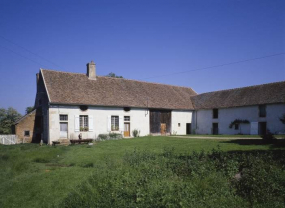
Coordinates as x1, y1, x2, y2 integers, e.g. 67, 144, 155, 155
0, 135, 18, 145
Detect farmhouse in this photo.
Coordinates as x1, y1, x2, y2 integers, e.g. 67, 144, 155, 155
25, 61, 285, 144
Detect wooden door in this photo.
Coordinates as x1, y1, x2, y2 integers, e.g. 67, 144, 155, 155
124, 123, 130, 137
161, 123, 166, 135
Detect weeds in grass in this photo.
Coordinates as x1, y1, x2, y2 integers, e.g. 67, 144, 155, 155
81, 162, 94, 168
60, 149, 285, 208
33, 157, 50, 163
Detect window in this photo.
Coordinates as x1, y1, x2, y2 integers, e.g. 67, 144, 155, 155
213, 109, 218, 119
234, 123, 239, 130
60, 115, 68, 121
24, 131, 30, 137
259, 105, 266, 117
178, 123, 181, 127
111, 116, 119, 131
80, 115, 88, 130
124, 116, 130, 122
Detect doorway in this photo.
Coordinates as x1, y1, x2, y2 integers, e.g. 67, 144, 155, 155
212, 123, 219, 135
124, 123, 130, 137
186, 123, 191, 134
161, 123, 166, 135
258, 122, 267, 135
60, 122, 68, 138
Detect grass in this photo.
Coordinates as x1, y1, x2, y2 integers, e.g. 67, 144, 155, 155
0, 136, 284, 207
173, 134, 285, 138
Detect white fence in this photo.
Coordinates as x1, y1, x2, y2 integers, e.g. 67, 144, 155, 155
0, 135, 18, 145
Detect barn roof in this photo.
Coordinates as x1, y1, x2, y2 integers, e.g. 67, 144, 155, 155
191, 81, 285, 110
41, 69, 197, 110
14, 109, 36, 124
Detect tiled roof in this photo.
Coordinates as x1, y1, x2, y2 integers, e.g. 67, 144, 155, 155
41, 69, 197, 110
191, 81, 285, 109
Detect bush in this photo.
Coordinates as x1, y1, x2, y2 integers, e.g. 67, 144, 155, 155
132, 129, 140, 137
96, 133, 123, 141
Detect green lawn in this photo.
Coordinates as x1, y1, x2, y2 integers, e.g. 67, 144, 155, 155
173, 134, 285, 138
0, 136, 284, 207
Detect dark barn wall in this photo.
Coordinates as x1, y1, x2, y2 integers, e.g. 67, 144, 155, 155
150, 110, 171, 134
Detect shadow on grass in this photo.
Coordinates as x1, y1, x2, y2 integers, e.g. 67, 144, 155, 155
220, 139, 285, 149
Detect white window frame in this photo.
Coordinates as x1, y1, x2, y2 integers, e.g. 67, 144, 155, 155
80, 115, 89, 131
111, 116, 119, 131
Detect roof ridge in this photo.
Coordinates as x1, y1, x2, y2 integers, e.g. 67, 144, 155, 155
99, 76, 196, 91
40, 68, 85, 75
195, 80, 285, 96
41, 68, 196, 92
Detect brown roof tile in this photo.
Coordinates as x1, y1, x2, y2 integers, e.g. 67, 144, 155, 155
41, 69, 197, 110
191, 81, 285, 109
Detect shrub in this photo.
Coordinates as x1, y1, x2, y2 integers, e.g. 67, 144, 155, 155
80, 127, 89, 132
171, 130, 177, 135
132, 129, 140, 137
96, 133, 123, 141
262, 129, 276, 140
229, 119, 249, 128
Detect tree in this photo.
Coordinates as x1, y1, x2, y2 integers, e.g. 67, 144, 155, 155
106, 72, 123, 78
26, 106, 34, 114
280, 114, 285, 124
0, 107, 22, 134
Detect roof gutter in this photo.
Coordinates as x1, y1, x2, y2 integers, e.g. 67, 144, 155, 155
49, 102, 195, 111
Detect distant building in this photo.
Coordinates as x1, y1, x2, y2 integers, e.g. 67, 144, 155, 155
191, 82, 285, 135
14, 109, 42, 143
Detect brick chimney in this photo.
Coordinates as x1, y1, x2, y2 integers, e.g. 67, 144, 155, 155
87, 61, 96, 80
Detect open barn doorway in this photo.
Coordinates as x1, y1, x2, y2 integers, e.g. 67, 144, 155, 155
150, 110, 171, 135
186, 123, 191, 134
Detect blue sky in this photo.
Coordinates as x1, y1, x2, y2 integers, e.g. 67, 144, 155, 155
0, 0, 284, 114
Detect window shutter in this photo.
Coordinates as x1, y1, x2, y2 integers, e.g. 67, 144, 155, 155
88, 115, 93, 132
119, 116, 124, 132
75, 115, 79, 132
107, 115, 111, 132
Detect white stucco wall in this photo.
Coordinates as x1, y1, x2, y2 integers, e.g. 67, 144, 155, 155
171, 110, 193, 135
193, 104, 285, 135
48, 105, 150, 144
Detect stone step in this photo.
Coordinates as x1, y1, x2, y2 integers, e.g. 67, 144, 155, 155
55, 139, 70, 146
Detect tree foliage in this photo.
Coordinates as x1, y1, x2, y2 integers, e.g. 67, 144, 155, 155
0, 107, 22, 134
106, 72, 123, 78
280, 114, 285, 124
25, 106, 34, 114
229, 119, 250, 129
